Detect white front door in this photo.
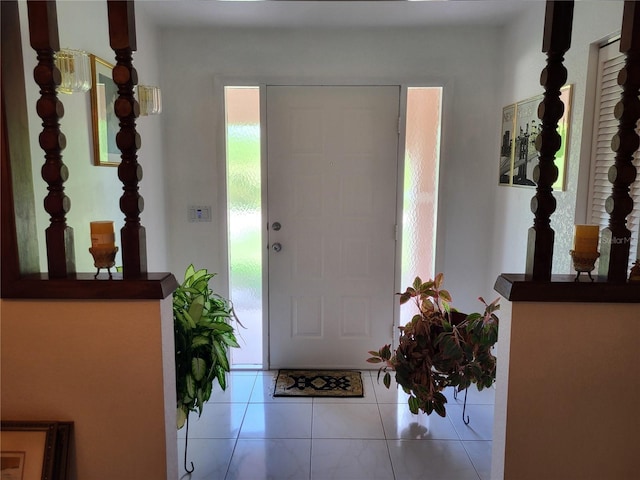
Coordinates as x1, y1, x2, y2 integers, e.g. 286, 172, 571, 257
266, 86, 400, 369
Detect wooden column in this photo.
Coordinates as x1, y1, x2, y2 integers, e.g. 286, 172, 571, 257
27, 0, 75, 278
598, 1, 640, 282
3, 0, 178, 300
108, 0, 147, 278
2, 1, 40, 287
525, 0, 574, 280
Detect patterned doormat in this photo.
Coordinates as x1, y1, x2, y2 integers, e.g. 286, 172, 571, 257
273, 369, 364, 398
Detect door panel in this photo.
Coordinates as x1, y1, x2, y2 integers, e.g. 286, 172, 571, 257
267, 86, 399, 369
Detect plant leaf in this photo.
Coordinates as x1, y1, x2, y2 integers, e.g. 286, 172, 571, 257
380, 344, 392, 361
196, 388, 205, 416
184, 264, 195, 282
433, 399, 446, 417
439, 289, 452, 303
205, 322, 234, 333
177, 407, 187, 430
191, 268, 208, 283
213, 340, 230, 371
202, 381, 213, 403
174, 310, 190, 331
191, 335, 210, 348
188, 295, 205, 323
192, 357, 207, 381
215, 364, 227, 390
185, 373, 195, 398
221, 332, 240, 348
408, 396, 419, 415
183, 310, 197, 329
399, 292, 412, 304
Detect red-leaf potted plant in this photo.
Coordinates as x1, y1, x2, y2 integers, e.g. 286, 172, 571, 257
367, 274, 500, 417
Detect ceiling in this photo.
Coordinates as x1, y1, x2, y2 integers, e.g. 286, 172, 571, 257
136, 0, 532, 29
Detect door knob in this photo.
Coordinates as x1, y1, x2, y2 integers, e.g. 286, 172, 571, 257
272, 243, 282, 252
272, 222, 282, 231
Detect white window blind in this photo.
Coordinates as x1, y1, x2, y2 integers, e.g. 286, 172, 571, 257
588, 40, 640, 267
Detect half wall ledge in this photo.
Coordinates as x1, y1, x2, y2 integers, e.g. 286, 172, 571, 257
1, 272, 178, 300
494, 273, 640, 303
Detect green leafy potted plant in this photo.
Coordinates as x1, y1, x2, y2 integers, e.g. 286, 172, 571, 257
367, 274, 499, 417
173, 264, 240, 430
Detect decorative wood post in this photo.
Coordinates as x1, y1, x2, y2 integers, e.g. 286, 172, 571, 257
598, 1, 640, 282
107, 0, 147, 278
27, 0, 76, 278
525, 0, 574, 280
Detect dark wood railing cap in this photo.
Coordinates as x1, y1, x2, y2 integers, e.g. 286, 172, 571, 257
2, 273, 178, 300
495, 274, 640, 303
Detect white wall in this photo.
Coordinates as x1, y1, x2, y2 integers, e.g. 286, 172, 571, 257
14, 0, 625, 332
159, 25, 503, 313
18, 0, 169, 273
490, 1, 624, 288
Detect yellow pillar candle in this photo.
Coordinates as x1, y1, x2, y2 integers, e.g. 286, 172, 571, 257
573, 225, 599, 254
90, 221, 115, 248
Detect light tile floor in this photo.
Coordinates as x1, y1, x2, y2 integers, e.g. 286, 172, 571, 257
177, 370, 494, 480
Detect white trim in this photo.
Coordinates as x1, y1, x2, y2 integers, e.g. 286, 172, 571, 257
219, 76, 449, 369
394, 86, 408, 349
260, 83, 270, 369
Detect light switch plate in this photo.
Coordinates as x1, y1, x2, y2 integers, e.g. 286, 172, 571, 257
188, 205, 211, 222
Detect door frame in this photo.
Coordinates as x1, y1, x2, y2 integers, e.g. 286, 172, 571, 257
218, 76, 447, 369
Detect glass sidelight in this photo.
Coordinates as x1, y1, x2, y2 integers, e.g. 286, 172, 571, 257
400, 87, 443, 325
224, 86, 263, 367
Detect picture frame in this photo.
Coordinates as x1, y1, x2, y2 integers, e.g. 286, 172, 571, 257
498, 84, 572, 190
1, 421, 72, 480
499, 103, 516, 185
512, 94, 540, 187
90, 54, 120, 166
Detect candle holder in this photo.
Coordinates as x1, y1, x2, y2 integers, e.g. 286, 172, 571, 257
89, 246, 119, 278
570, 250, 599, 282
630, 259, 640, 282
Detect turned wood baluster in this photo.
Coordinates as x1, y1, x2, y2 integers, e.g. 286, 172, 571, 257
525, 0, 574, 280
107, 0, 147, 278
27, 0, 76, 278
598, 1, 640, 282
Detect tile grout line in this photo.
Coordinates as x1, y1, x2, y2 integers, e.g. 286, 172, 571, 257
222, 410, 243, 480
223, 372, 257, 480
460, 440, 485, 480
309, 397, 315, 480
370, 370, 398, 480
